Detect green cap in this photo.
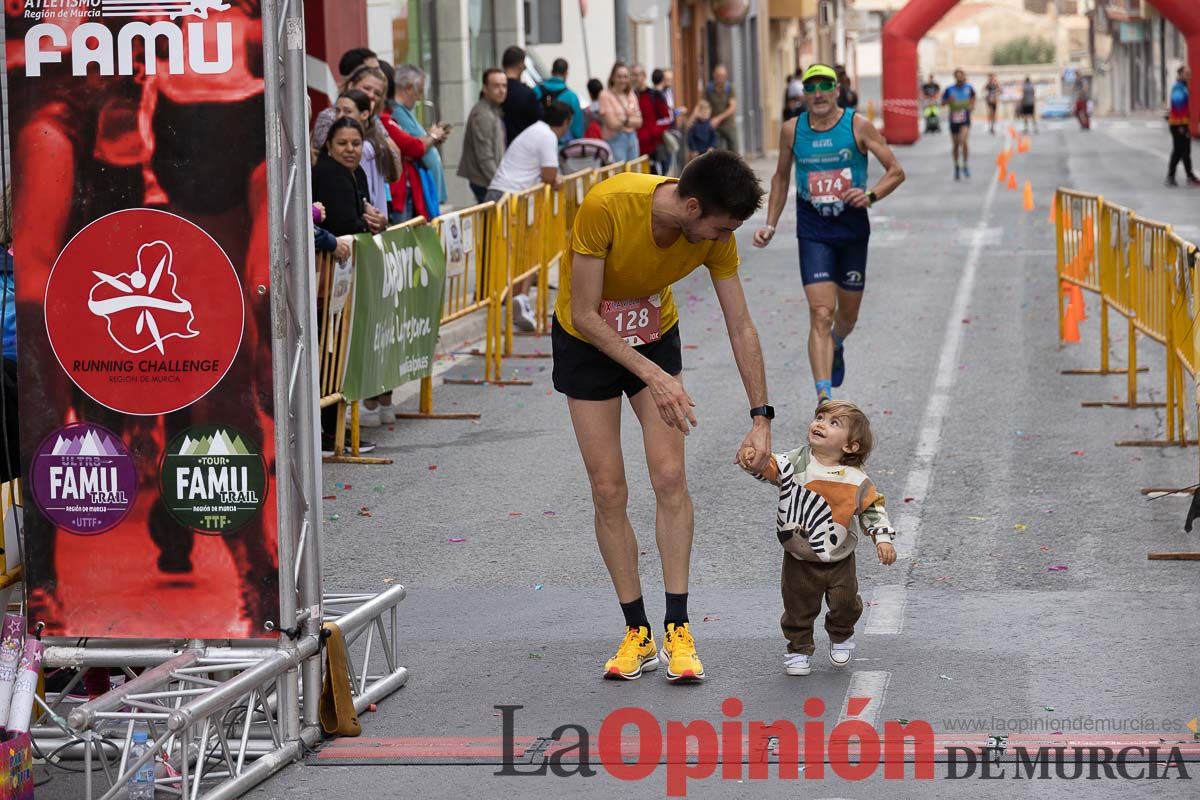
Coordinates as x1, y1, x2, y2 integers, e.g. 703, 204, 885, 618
801, 64, 838, 84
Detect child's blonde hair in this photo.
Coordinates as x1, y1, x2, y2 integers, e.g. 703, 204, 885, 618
695, 99, 712, 116
815, 399, 873, 467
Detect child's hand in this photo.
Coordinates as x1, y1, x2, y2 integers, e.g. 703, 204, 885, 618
876, 541, 897, 565
736, 446, 757, 472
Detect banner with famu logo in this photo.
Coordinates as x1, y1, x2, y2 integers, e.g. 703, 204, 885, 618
8, 0, 280, 638
341, 225, 447, 402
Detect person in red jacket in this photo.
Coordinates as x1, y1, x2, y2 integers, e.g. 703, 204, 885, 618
631, 64, 672, 173
378, 61, 450, 223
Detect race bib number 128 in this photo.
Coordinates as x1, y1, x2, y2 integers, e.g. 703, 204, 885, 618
601, 294, 662, 346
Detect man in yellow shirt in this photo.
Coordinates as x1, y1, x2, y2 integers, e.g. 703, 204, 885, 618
552, 151, 774, 682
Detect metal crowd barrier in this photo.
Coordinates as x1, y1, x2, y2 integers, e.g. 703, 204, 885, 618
1055, 188, 1200, 454
318, 158, 651, 457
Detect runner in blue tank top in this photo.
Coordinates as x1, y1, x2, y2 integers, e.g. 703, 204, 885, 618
754, 64, 905, 402
942, 69, 977, 180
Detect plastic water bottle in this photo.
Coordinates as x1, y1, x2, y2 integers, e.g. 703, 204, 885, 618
128, 729, 155, 799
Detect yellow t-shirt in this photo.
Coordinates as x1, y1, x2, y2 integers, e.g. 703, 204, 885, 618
554, 172, 740, 341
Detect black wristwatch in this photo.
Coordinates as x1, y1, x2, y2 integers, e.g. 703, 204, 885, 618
750, 405, 775, 421
866, 190, 878, 206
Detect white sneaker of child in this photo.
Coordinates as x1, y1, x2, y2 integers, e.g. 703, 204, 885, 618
784, 653, 811, 676
829, 637, 855, 668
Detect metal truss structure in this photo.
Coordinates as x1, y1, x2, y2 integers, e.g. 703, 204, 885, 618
26, 2, 409, 796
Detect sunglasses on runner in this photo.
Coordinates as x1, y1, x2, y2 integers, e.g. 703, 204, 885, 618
803, 80, 836, 93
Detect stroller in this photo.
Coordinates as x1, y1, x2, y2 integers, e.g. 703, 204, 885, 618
923, 103, 941, 134
559, 138, 614, 175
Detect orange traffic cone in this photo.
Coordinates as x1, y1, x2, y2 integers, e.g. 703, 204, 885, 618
998, 162, 1008, 184
1022, 180, 1035, 211
1018, 135, 1031, 153
1062, 282, 1082, 343
1007, 173, 1018, 190
1069, 283, 1087, 321
1007, 126, 1018, 139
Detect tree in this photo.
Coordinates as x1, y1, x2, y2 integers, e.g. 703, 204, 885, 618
992, 36, 1056, 66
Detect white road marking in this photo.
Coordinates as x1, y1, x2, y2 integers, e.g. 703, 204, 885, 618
864, 585, 908, 634
892, 175, 1000, 561
837, 670, 891, 728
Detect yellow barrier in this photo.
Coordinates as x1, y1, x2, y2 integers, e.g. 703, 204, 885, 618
1055, 187, 1199, 451
0, 480, 21, 586
626, 155, 653, 174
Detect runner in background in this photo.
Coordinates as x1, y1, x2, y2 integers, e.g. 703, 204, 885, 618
753, 64, 905, 403
942, 69, 976, 180
1019, 76, 1038, 134
985, 73, 1001, 134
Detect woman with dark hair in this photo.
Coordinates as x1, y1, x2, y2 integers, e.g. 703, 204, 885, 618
311, 117, 386, 236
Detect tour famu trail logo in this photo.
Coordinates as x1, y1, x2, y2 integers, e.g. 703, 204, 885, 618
88, 241, 197, 355
160, 425, 267, 534
176, 429, 253, 458
30, 422, 137, 536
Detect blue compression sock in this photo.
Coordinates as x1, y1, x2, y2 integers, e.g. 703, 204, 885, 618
815, 380, 833, 400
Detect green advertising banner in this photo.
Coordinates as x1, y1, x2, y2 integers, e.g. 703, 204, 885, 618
342, 226, 446, 402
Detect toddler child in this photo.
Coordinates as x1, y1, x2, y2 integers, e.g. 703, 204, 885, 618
740, 400, 896, 675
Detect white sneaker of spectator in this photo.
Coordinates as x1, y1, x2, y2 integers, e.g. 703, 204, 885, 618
358, 402, 382, 428
513, 293, 536, 332
377, 397, 396, 424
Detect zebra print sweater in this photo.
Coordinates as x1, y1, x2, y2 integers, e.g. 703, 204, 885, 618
753, 446, 896, 563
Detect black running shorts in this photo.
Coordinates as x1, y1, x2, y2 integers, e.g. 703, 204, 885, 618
551, 317, 682, 401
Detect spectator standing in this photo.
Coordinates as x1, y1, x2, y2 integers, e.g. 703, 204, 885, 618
704, 63, 738, 152
653, 68, 683, 175
332, 79, 400, 221
392, 64, 451, 216
583, 78, 605, 139
599, 62, 642, 162
1167, 66, 1198, 186
783, 78, 806, 121
501, 46, 541, 145
632, 64, 672, 171
658, 68, 679, 115
485, 103, 574, 331
338, 47, 378, 78
458, 68, 508, 203
835, 64, 858, 109
310, 117, 386, 447
535, 58, 584, 142
687, 99, 718, 158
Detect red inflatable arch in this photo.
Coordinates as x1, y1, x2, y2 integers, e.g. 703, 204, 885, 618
882, 0, 1200, 143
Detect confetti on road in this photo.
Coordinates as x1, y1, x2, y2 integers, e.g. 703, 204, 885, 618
1044, 706, 1055, 712
1014, 523, 1028, 531
1071, 450, 1085, 456
904, 497, 915, 503
939, 674, 953, 681
1047, 565, 1069, 571
967, 515, 987, 521
533, 584, 544, 590
447, 537, 466, 543
322, 495, 336, 501
543, 511, 557, 516
327, 514, 340, 522
428, 465, 437, 471
358, 507, 372, 517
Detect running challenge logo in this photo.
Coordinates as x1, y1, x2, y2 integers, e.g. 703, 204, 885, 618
493, 702, 1193, 796
22, 1, 234, 76
44, 208, 244, 415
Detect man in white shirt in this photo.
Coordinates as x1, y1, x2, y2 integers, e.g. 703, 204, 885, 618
486, 102, 573, 329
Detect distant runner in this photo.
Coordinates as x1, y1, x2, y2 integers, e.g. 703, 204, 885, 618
942, 68, 976, 180
753, 64, 905, 402
985, 73, 1001, 134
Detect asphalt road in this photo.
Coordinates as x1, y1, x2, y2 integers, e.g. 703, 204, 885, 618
238, 117, 1200, 799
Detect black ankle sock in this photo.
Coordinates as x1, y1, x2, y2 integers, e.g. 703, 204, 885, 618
620, 596, 650, 631
664, 592, 689, 626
